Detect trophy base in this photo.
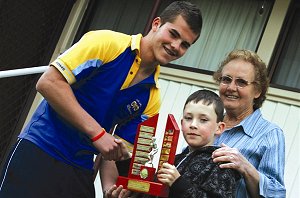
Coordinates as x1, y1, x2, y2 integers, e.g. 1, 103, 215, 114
116, 176, 169, 197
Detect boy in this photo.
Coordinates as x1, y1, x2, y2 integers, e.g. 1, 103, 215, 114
106, 90, 240, 198
156, 89, 240, 198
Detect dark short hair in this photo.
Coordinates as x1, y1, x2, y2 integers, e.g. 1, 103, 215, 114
160, 1, 203, 40
184, 89, 224, 122
213, 49, 269, 110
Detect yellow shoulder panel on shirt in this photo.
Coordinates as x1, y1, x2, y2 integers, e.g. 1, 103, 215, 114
51, 30, 132, 84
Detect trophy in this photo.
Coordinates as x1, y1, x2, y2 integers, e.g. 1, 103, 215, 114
116, 114, 180, 197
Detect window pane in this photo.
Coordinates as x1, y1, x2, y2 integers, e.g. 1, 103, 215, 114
76, 0, 273, 74
271, 7, 300, 90
82, 0, 155, 35
171, 0, 273, 71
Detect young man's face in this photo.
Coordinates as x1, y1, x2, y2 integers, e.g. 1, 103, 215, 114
181, 101, 220, 150
151, 15, 199, 65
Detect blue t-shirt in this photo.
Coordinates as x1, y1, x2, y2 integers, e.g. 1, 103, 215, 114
19, 30, 161, 170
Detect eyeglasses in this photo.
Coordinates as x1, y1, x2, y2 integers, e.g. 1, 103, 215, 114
219, 75, 255, 88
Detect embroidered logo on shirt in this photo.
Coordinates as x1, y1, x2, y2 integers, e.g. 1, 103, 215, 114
127, 99, 142, 114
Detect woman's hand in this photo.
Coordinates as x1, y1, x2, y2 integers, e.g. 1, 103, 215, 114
211, 143, 252, 176
212, 143, 260, 197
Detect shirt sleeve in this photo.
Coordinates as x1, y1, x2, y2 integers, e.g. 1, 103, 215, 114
258, 127, 286, 197
169, 176, 190, 197
51, 30, 131, 84
169, 165, 240, 198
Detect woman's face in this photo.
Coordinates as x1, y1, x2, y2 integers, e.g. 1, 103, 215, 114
219, 59, 261, 115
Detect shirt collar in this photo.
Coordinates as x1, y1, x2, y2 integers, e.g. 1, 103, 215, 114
232, 109, 262, 137
131, 34, 142, 52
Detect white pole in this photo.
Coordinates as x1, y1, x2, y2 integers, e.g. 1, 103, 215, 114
0, 66, 48, 79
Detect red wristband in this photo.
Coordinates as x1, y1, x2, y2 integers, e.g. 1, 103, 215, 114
91, 128, 106, 142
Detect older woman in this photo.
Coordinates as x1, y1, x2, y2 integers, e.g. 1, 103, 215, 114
212, 49, 285, 198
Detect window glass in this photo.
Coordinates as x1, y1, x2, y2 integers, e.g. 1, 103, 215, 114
170, 0, 274, 72
76, 0, 273, 74
270, 4, 300, 90
78, 0, 156, 35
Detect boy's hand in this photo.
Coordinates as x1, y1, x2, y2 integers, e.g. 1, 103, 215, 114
157, 162, 180, 187
104, 185, 132, 198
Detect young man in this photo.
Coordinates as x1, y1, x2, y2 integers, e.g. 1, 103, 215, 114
0, 1, 202, 198
99, 1, 203, 196
106, 90, 240, 198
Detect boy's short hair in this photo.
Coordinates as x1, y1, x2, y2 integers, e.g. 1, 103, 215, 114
184, 89, 224, 122
160, 1, 203, 39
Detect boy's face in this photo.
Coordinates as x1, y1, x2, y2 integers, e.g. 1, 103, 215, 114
150, 15, 198, 65
181, 101, 222, 151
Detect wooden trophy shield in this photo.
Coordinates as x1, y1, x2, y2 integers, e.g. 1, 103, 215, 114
116, 114, 180, 197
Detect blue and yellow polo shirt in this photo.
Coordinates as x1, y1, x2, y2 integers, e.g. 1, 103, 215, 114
19, 30, 161, 170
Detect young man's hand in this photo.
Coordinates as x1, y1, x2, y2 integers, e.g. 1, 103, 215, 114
93, 135, 132, 161
93, 133, 121, 161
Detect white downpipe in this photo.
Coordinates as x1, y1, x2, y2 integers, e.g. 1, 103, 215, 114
0, 66, 48, 79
